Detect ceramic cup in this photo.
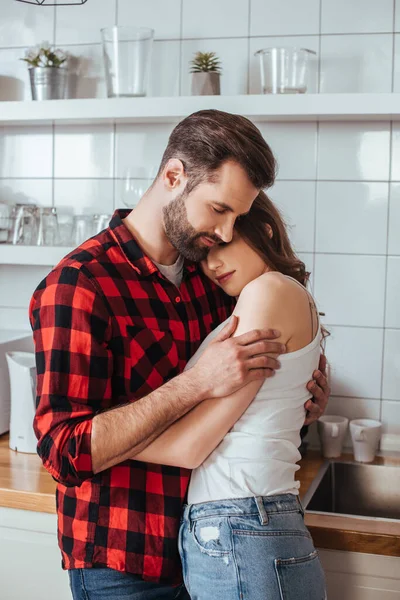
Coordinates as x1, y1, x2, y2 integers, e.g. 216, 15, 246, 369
317, 415, 349, 458
350, 419, 382, 463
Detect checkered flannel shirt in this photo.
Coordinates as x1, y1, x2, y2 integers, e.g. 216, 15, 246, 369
29, 209, 234, 585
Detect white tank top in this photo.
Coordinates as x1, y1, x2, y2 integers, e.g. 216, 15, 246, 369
185, 275, 321, 504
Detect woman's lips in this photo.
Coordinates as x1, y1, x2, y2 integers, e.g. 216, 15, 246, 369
216, 271, 235, 284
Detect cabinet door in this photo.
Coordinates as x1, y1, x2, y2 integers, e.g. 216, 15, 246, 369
0, 508, 70, 600
319, 549, 400, 600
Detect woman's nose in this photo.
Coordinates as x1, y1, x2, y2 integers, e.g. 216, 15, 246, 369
206, 248, 224, 271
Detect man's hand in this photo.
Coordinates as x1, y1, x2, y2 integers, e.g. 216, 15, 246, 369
191, 315, 285, 399
304, 354, 330, 425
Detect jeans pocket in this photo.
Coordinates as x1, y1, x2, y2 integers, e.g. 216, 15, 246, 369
275, 550, 326, 600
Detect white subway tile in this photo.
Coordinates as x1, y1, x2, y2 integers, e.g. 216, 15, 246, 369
0, 308, 31, 331
256, 121, 317, 180
314, 254, 386, 327
115, 123, 174, 179
390, 123, 400, 180
326, 396, 381, 447
318, 122, 391, 181
320, 34, 393, 93
54, 124, 114, 178
53, 179, 114, 216
149, 41, 180, 97
381, 400, 400, 435
0, 48, 31, 101
316, 182, 389, 254
0, 179, 52, 207
0, 0, 54, 48
269, 181, 316, 252
117, 0, 182, 40
394, 34, 400, 92
0, 126, 53, 178
385, 256, 400, 328
250, 0, 320, 37
182, 0, 249, 39
55, 0, 116, 45
321, 0, 394, 34
325, 325, 384, 399
0, 265, 50, 308
389, 184, 400, 255
249, 36, 319, 95
396, 2, 400, 32
181, 38, 248, 96
382, 329, 400, 401
66, 44, 106, 99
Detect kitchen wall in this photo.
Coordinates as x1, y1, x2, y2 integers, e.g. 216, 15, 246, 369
0, 0, 399, 447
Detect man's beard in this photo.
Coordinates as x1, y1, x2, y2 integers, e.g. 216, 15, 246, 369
163, 191, 220, 262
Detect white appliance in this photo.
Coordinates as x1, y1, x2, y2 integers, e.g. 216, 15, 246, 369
0, 330, 34, 437
6, 351, 38, 454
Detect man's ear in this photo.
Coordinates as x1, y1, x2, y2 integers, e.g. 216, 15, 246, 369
163, 158, 186, 190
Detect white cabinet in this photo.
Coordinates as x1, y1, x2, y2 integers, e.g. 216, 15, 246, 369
319, 548, 400, 599
0, 507, 70, 600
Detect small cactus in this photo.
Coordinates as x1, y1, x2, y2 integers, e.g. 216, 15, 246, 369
190, 51, 222, 73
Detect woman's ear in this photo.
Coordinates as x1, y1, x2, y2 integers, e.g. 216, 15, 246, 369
266, 224, 273, 238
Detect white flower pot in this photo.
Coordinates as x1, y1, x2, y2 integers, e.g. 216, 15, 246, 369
191, 72, 221, 95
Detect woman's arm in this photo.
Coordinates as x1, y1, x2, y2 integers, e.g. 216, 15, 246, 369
131, 273, 287, 469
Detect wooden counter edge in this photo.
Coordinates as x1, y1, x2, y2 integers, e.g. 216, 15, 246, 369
0, 487, 56, 514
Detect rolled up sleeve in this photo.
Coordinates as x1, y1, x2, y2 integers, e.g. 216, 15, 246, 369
29, 266, 113, 487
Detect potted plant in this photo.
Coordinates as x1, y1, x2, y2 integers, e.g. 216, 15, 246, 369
21, 42, 68, 101
190, 51, 222, 96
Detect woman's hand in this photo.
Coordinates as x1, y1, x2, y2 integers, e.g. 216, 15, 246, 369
304, 354, 330, 425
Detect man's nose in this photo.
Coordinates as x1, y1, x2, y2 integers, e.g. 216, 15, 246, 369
215, 219, 234, 243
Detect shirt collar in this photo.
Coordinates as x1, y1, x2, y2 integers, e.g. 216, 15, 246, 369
108, 209, 199, 277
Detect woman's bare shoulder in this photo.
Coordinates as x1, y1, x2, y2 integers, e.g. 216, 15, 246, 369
233, 272, 310, 338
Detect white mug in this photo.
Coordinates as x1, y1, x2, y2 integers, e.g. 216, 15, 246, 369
317, 415, 349, 458
350, 419, 382, 463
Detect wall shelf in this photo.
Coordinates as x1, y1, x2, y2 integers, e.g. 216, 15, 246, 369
0, 245, 72, 266
0, 94, 400, 126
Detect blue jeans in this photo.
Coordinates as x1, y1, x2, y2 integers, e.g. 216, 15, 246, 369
178, 494, 327, 600
69, 568, 190, 600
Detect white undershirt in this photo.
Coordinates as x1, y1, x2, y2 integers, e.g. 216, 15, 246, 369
153, 254, 184, 287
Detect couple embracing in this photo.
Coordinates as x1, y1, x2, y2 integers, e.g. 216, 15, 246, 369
30, 109, 329, 599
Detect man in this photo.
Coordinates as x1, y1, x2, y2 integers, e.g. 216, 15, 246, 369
29, 109, 329, 600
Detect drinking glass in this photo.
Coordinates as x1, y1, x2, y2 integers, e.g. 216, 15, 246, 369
255, 47, 316, 94
71, 215, 95, 246
101, 26, 154, 97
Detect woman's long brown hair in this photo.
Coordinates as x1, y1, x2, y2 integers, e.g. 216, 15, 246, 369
235, 189, 329, 348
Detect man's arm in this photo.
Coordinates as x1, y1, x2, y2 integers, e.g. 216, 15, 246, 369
30, 266, 283, 486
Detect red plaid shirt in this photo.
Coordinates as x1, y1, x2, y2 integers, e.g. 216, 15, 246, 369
29, 209, 234, 585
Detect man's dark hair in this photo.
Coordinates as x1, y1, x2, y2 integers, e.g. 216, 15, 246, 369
157, 109, 277, 193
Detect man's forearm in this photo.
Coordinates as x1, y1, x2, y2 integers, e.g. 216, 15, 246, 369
91, 369, 206, 474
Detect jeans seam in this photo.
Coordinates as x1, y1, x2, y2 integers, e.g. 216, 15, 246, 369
232, 530, 312, 538
79, 569, 90, 600
229, 518, 244, 600
190, 509, 299, 522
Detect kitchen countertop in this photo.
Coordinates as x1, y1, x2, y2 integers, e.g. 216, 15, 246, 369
1, 432, 399, 556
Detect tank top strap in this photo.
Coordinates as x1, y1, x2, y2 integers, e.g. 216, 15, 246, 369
282, 274, 320, 340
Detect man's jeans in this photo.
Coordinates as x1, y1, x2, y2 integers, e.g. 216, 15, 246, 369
178, 494, 327, 600
69, 568, 190, 600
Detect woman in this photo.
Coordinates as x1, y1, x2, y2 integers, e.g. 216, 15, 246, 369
134, 191, 327, 599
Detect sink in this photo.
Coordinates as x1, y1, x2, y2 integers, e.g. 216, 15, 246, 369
302, 460, 400, 521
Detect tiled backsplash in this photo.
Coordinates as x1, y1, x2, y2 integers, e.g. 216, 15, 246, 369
0, 0, 399, 445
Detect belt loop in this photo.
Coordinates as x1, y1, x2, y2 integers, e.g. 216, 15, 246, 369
296, 495, 305, 517
254, 496, 269, 525
187, 505, 194, 532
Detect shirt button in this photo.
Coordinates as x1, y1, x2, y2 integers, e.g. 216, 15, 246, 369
175, 296, 181, 303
